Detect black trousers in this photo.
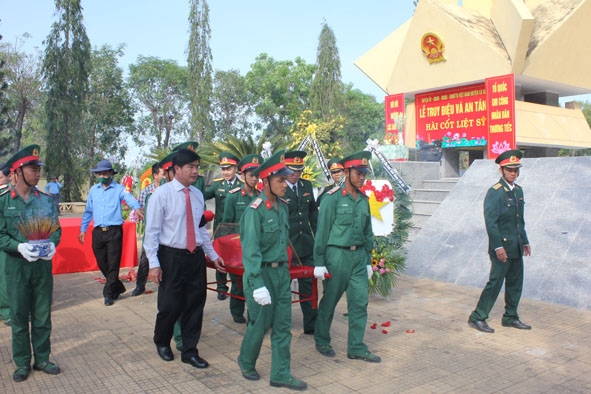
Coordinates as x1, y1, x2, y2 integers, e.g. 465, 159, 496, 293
92, 226, 125, 298
136, 247, 149, 289
153, 246, 207, 358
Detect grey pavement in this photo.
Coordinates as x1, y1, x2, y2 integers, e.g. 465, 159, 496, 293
1, 270, 590, 393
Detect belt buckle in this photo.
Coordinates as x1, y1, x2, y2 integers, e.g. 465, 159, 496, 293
271, 262, 279, 268
101, 227, 109, 232
350, 245, 357, 251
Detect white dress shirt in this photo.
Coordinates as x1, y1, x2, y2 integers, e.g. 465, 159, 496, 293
144, 178, 220, 269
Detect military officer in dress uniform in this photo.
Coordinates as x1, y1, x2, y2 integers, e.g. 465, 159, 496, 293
468, 149, 531, 333
313, 151, 381, 363
204, 152, 241, 300
222, 154, 263, 324
237, 150, 307, 391
172, 141, 205, 192
316, 157, 344, 206
284, 150, 318, 334
0, 145, 62, 382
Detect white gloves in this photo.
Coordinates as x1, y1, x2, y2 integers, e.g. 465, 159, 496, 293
253, 286, 272, 306
18, 243, 39, 262
314, 266, 330, 280
39, 242, 57, 260
367, 265, 373, 280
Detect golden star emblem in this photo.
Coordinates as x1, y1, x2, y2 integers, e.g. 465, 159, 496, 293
367, 191, 389, 221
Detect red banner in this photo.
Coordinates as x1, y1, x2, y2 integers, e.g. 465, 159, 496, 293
415, 84, 487, 147
485, 74, 516, 159
384, 93, 405, 145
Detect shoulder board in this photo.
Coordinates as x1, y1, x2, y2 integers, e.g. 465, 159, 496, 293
359, 192, 369, 200
278, 197, 288, 204
0, 184, 9, 196
492, 183, 502, 190
229, 187, 241, 194
514, 183, 522, 190
250, 197, 263, 208
327, 185, 341, 195
214, 177, 224, 182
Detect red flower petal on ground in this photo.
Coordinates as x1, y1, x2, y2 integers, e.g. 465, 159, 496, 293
370, 322, 377, 329
406, 329, 415, 334
382, 329, 388, 334
381, 321, 391, 327
145, 290, 153, 294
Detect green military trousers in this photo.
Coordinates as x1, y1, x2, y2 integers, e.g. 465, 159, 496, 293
297, 254, 317, 333
0, 250, 11, 322
5, 255, 53, 367
314, 246, 369, 356
470, 255, 524, 324
239, 263, 292, 383
229, 272, 245, 320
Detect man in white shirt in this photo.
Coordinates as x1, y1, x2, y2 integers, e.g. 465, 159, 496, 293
144, 148, 225, 369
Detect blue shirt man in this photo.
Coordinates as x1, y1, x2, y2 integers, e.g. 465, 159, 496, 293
78, 160, 143, 306
44, 176, 62, 214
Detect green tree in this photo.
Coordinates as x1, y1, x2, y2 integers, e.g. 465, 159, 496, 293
341, 85, 384, 152
187, 0, 213, 143
43, 0, 92, 202
246, 53, 315, 140
310, 21, 343, 121
0, 30, 10, 160
211, 69, 251, 140
127, 56, 189, 149
82, 44, 134, 187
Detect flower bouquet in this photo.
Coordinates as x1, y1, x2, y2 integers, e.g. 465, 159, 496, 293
15, 214, 60, 257
368, 242, 406, 297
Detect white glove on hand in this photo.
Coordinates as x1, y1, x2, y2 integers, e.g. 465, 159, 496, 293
18, 243, 39, 262
253, 286, 272, 306
314, 266, 329, 280
39, 242, 57, 260
367, 265, 374, 280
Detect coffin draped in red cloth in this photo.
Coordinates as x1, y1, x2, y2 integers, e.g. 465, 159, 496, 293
52, 217, 138, 275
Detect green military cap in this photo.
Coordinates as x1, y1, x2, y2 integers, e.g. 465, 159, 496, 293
284, 150, 307, 171
7, 144, 45, 171
341, 151, 372, 174
172, 141, 199, 152
327, 158, 344, 173
238, 154, 263, 173
158, 152, 176, 171
254, 149, 293, 179
219, 152, 239, 168
495, 149, 522, 168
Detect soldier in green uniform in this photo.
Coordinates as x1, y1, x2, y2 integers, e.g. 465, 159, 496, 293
284, 150, 318, 334
0, 145, 62, 382
313, 151, 381, 363
468, 149, 532, 333
204, 152, 241, 300
222, 154, 263, 324
0, 163, 12, 326
237, 150, 307, 391
172, 141, 205, 192
316, 157, 344, 206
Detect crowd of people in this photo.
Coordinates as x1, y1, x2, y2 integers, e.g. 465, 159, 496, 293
0, 142, 532, 390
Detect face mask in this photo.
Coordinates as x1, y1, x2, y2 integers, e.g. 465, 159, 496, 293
99, 177, 112, 185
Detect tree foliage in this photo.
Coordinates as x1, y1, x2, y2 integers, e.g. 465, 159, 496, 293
128, 56, 189, 149
211, 69, 251, 140
187, 0, 214, 143
341, 85, 385, 152
310, 21, 343, 121
43, 0, 91, 201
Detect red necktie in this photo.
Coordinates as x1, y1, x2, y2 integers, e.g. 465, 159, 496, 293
184, 188, 197, 252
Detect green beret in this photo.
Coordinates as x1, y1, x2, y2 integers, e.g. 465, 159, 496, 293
7, 144, 44, 171
495, 149, 522, 168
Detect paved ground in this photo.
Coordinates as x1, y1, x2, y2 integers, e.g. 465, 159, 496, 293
1, 270, 590, 393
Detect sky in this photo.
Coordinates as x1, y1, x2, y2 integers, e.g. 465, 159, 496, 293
1, 0, 417, 101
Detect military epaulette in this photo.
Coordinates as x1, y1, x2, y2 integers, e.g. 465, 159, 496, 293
214, 177, 224, 182
359, 191, 369, 200
0, 184, 9, 196
327, 185, 341, 195
250, 197, 262, 208
514, 183, 522, 190
278, 197, 288, 204
229, 187, 241, 194
492, 183, 502, 190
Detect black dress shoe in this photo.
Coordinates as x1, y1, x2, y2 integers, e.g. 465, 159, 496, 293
182, 355, 209, 369
233, 316, 246, 324
104, 297, 114, 306
217, 293, 227, 301
502, 319, 532, 330
468, 319, 494, 333
270, 377, 308, 391
131, 286, 145, 297
156, 346, 174, 362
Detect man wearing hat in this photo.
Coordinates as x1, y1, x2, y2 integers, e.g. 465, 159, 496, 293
44, 175, 63, 215
0, 145, 62, 382
284, 150, 318, 335
79, 160, 144, 306
221, 154, 263, 324
237, 150, 307, 391
468, 149, 532, 333
313, 151, 381, 363
172, 141, 206, 192
317, 157, 344, 206
204, 151, 241, 300
0, 163, 11, 326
